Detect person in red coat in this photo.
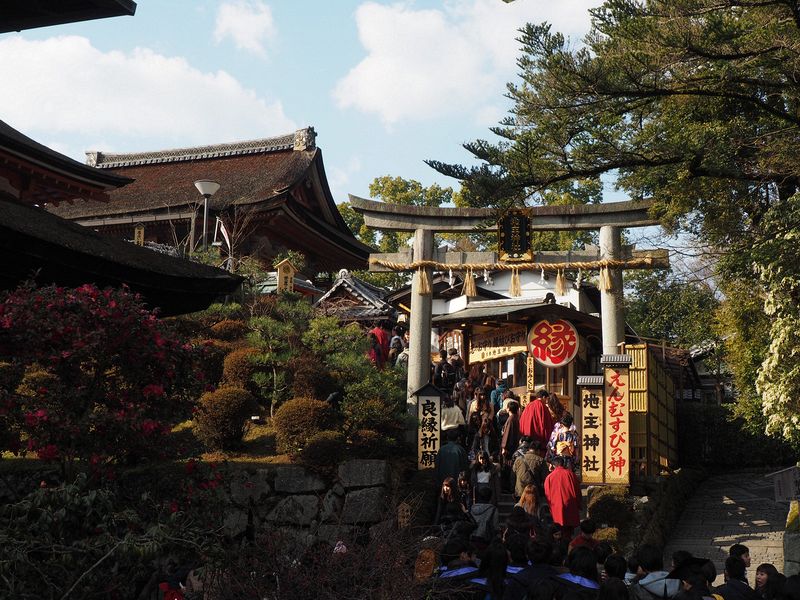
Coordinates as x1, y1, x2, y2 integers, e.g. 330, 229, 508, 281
519, 390, 555, 451
544, 455, 581, 540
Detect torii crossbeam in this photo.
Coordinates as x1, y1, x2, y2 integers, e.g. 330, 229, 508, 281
349, 195, 668, 412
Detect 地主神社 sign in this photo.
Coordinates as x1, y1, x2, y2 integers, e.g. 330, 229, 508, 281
528, 319, 579, 368
604, 366, 630, 484
581, 387, 605, 484
469, 324, 527, 363
417, 394, 441, 469
498, 209, 532, 261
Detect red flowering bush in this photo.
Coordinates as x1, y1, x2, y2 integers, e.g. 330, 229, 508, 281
0, 282, 204, 477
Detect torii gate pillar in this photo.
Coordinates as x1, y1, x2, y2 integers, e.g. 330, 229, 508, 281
408, 229, 433, 419
600, 225, 626, 355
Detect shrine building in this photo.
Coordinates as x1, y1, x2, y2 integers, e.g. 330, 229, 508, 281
48, 128, 373, 277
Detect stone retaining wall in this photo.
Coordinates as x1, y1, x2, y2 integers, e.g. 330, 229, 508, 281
224, 459, 394, 546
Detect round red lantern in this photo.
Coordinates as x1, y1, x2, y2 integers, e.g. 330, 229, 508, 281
528, 319, 579, 367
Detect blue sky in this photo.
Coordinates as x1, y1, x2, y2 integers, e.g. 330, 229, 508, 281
0, 0, 606, 204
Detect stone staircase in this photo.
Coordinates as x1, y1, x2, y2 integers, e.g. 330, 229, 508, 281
498, 491, 516, 523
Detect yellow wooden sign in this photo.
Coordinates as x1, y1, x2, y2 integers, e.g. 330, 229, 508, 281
603, 366, 630, 484
580, 387, 605, 484
469, 324, 527, 363
133, 224, 145, 246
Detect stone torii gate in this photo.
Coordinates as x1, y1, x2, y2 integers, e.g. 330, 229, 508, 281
349, 195, 669, 412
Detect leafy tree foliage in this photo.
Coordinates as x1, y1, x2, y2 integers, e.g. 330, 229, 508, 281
339, 175, 454, 290
625, 269, 719, 348
248, 293, 313, 417
430, 0, 800, 444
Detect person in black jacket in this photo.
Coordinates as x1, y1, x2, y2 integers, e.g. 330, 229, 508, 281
505, 539, 558, 600
715, 557, 761, 600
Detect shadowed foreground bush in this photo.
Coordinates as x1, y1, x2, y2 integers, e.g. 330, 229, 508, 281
300, 430, 346, 469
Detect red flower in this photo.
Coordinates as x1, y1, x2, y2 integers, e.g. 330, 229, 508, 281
37, 444, 59, 461
170, 501, 179, 514
185, 459, 197, 474
142, 384, 164, 398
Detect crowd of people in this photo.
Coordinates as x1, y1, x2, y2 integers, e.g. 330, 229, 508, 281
432, 346, 582, 546
426, 532, 797, 600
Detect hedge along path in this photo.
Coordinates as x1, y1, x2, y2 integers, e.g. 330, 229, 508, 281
663, 472, 787, 578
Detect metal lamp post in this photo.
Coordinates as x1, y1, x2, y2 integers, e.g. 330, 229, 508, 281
193, 179, 220, 251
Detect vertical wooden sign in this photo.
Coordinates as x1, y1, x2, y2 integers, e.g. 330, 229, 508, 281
603, 365, 630, 484
134, 224, 145, 246
498, 209, 532, 262
417, 394, 441, 470
580, 387, 605, 484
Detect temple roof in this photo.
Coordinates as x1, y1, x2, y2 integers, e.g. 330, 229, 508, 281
47, 128, 372, 270
0, 120, 133, 204
51, 130, 316, 219
0, 0, 136, 33
0, 197, 241, 316
315, 269, 395, 322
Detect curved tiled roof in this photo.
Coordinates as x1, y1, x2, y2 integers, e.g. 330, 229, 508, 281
51, 140, 314, 219
315, 270, 394, 321
1, 197, 241, 315
0, 121, 131, 195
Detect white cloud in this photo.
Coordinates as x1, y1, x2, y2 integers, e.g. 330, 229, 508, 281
329, 156, 363, 203
0, 35, 295, 155
214, 0, 276, 58
333, 0, 602, 126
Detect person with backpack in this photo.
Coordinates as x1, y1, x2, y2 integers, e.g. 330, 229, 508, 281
468, 390, 496, 456
469, 485, 499, 551
505, 539, 558, 600
553, 546, 602, 600
434, 349, 457, 392
513, 437, 547, 500
546, 411, 580, 472
630, 544, 681, 600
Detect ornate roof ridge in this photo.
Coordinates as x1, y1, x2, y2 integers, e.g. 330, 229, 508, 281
87, 127, 316, 169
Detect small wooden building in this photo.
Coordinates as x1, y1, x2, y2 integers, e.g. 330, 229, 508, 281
315, 269, 395, 324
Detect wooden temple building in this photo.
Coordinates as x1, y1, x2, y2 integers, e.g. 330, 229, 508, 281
0, 120, 241, 315
0, 1, 247, 316
48, 128, 372, 277
315, 269, 395, 324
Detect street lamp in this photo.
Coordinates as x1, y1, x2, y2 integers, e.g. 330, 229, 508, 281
193, 179, 220, 251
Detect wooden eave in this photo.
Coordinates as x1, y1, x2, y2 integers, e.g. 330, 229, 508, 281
0, 0, 136, 33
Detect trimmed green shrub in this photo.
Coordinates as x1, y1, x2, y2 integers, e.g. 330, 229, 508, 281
221, 347, 260, 389
210, 319, 249, 342
344, 397, 404, 437
300, 430, 345, 468
197, 339, 234, 387
272, 397, 336, 454
289, 353, 338, 400
350, 428, 395, 458
193, 386, 257, 450
588, 485, 631, 529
